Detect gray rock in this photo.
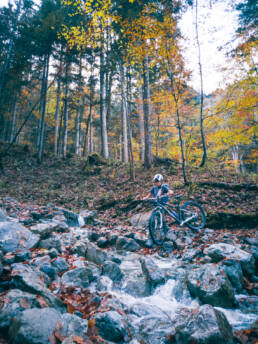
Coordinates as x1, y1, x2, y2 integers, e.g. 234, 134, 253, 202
102, 261, 123, 282
0, 208, 8, 222
88, 231, 101, 242
29, 223, 57, 239
15, 250, 31, 263
183, 249, 201, 262
134, 233, 148, 246
70, 241, 87, 256
0, 289, 40, 335
97, 237, 110, 248
0, 222, 40, 253
94, 311, 127, 342
186, 263, 235, 307
175, 304, 233, 344
222, 260, 244, 292
79, 209, 97, 225
62, 209, 79, 227
96, 276, 113, 291
204, 243, 255, 276
61, 267, 94, 288
123, 278, 151, 297
85, 243, 108, 265
10, 264, 64, 311
11, 263, 50, 293
140, 257, 165, 289
49, 248, 59, 258
52, 257, 69, 274
60, 313, 88, 339
39, 236, 62, 252
9, 307, 62, 344
130, 211, 152, 228
116, 237, 141, 252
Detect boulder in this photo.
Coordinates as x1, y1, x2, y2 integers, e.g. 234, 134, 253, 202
186, 263, 235, 308
130, 211, 152, 228
52, 257, 69, 274
102, 261, 123, 282
11, 263, 50, 293
174, 304, 233, 344
116, 237, 141, 252
94, 311, 127, 343
61, 267, 94, 288
123, 278, 151, 297
0, 208, 8, 222
79, 209, 97, 225
30, 222, 69, 239
9, 307, 62, 344
222, 260, 244, 292
85, 243, 108, 265
0, 289, 41, 335
140, 257, 165, 289
204, 243, 255, 276
39, 236, 62, 252
97, 237, 110, 248
0, 222, 40, 253
60, 313, 88, 339
70, 241, 87, 256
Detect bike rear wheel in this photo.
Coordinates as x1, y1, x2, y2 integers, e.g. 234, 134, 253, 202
181, 201, 206, 231
149, 210, 165, 245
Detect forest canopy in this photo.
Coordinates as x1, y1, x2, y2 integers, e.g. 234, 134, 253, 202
0, 0, 257, 180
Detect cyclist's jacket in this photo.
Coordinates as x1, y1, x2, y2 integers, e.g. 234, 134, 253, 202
150, 184, 169, 203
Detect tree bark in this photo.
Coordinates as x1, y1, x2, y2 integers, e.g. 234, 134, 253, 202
100, 36, 109, 159
119, 61, 129, 163
62, 58, 69, 159
126, 67, 135, 180
54, 78, 61, 155
138, 75, 145, 162
142, 55, 153, 169
10, 98, 17, 143
37, 54, 50, 163
195, 0, 207, 167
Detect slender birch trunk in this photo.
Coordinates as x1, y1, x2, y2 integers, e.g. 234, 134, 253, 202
195, 0, 207, 167
62, 59, 69, 159
10, 98, 17, 143
54, 78, 61, 155
126, 67, 135, 180
138, 80, 145, 162
37, 54, 50, 163
100, 36, 109, 159
142, 55, 153, 169
119, 61, 128, 163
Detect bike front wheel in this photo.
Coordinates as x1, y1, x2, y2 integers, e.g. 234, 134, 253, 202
181, 201, 206, 231
149, 210, 165, 245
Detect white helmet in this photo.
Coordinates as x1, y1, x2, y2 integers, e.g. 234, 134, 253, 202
153, 174, 163, 182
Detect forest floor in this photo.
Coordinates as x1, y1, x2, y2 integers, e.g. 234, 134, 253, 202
0, 143, 258, 344
0, 143, 257, 225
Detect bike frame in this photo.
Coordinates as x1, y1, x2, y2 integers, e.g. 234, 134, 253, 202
152, 197, 181, 223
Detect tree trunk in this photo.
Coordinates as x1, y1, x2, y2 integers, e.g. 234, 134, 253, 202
37, 54, 50, 163
54, 78, 61, 155
119, 61, 129, 163
138, 75, 145, 162
166, 63, 188, 184
10, 98, 17, 143
83, 60, 95, 157
126, 67, 135, 180
195, 0, 207, 167
142, 55, 153, 169
75, 56, 83, 156
62, 59, 69, 159
100, 37, 109, 159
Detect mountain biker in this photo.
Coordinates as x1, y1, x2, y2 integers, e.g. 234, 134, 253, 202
143, 174, 173, 247
143, 173, 173, 202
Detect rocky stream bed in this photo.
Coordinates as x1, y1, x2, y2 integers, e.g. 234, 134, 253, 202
0, 197, 257, 344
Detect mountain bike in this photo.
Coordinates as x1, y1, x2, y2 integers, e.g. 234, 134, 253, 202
147, 195, 206, 245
